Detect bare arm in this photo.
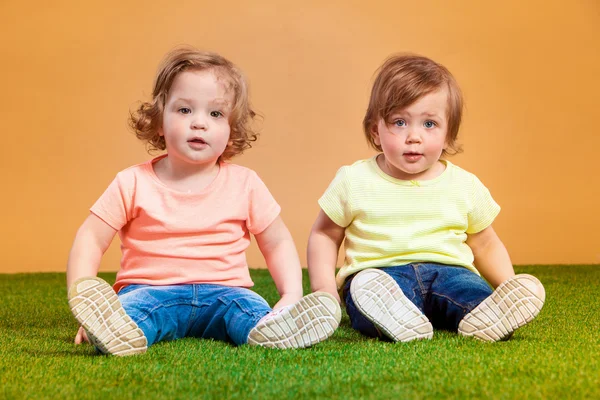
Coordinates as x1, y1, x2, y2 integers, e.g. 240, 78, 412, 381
307, 210, 345, 303
466, 225, 515, 288
67, 213, 118, 288
254, 216, 304, 310
66, 213, 117, 343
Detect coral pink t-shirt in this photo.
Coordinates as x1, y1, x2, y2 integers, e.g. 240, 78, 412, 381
90, 155, 281, 293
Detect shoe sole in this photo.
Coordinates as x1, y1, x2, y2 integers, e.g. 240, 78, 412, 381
350, 269, 433, 342
247, 292, 341, 349
458, 274, 545, 342
68, 277, 147, 356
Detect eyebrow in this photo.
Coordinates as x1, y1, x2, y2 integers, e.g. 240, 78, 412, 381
211, 99, 230, 107
173, 98, 230, 107
392, 111, 443, 118
421, 112, 442, 118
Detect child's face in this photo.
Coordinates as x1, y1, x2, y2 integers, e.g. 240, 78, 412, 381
372, 89, 448, 181
160, 69, 233, 168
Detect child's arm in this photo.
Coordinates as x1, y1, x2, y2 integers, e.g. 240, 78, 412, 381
67, 214, 117, 343
254, 215, 304, 310
466, 225, 515, 288
67, 214, 117, 288
307, 210, 345, 304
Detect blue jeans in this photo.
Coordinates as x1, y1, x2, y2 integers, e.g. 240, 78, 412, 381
117, 284, 272, 347
342, 263, 493, 338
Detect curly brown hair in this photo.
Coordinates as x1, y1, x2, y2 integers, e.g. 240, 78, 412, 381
363, 54, 464, 157
129, 46, 258, 160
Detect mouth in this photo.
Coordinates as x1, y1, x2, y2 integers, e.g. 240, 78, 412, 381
403, 152, 423, 161
188, 137, 207, 144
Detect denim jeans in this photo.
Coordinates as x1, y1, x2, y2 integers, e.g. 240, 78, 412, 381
342, 263, 493, 339
117, 283, 272, 347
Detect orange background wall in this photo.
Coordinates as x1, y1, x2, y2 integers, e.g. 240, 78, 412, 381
1, 0, 598, 273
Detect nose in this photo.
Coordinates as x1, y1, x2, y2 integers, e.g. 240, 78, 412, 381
191, 114, 207, 130
406, 128, 422, 144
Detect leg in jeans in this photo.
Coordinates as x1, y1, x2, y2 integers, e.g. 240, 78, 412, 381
183, 284, 271, 345
415, 263, 545, 341
344, 266, 433, 342
457, 274, 545, 341
247, 291, 342, 349
69, 278, 342, 353
118, 283, 200, 347
413, 263, 493, 331
343, 276, 385, 339
68, 277, 148, 356
185, 284, 342, 349
69, 280, 265, 355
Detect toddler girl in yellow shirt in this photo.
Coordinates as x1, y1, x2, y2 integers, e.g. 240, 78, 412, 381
308, 54, 545, 342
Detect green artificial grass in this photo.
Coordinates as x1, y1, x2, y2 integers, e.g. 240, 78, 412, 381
0, 265, 598, 399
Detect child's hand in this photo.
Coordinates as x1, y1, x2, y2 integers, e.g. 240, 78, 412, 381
74, 326, 90, 344
272, 293, 303, 311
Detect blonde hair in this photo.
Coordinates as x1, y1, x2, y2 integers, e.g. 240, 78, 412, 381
129, 46, 258, 160
363, 54, 463, 156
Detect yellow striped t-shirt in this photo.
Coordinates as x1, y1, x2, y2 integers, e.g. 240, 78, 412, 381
318, 157, 500, 289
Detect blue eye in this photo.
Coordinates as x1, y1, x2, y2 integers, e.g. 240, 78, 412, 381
210, 111, 223, 118
424, 120, 436, 128
179, 107, 191, 114
394, 119, 406, 127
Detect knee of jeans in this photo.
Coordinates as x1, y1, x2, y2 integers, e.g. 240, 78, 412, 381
464, 286, 494, 313
118, 286, 167, 322
443, 285, 493, 316
222, 291, 271, 345
116, 287, 165, 345
222, 289, 271, 318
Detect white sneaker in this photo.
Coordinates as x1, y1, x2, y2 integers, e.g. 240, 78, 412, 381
458, 274, 545, 342
350, 268, 433, 342
68, 277, 147, 356
247, 292, 341, 348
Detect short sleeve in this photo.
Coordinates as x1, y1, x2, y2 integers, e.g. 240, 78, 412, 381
318, 167, 353, 228
90, 172, 134, 231
466, 175, 501, 234
246, 171, 281, 235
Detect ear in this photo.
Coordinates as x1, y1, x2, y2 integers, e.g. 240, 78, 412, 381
443, 134, 450, 150
371, 122, 381, 146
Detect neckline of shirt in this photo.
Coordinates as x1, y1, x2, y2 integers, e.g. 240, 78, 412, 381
143, 154, 226, 195
369, 155, 452, 187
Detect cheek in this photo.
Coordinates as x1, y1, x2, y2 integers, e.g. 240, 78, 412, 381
160, 115, 175, 136
221, 124, 231, 137
380, 135, 402, 152
219, 126, 232, 145
426, 137, 446, 154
